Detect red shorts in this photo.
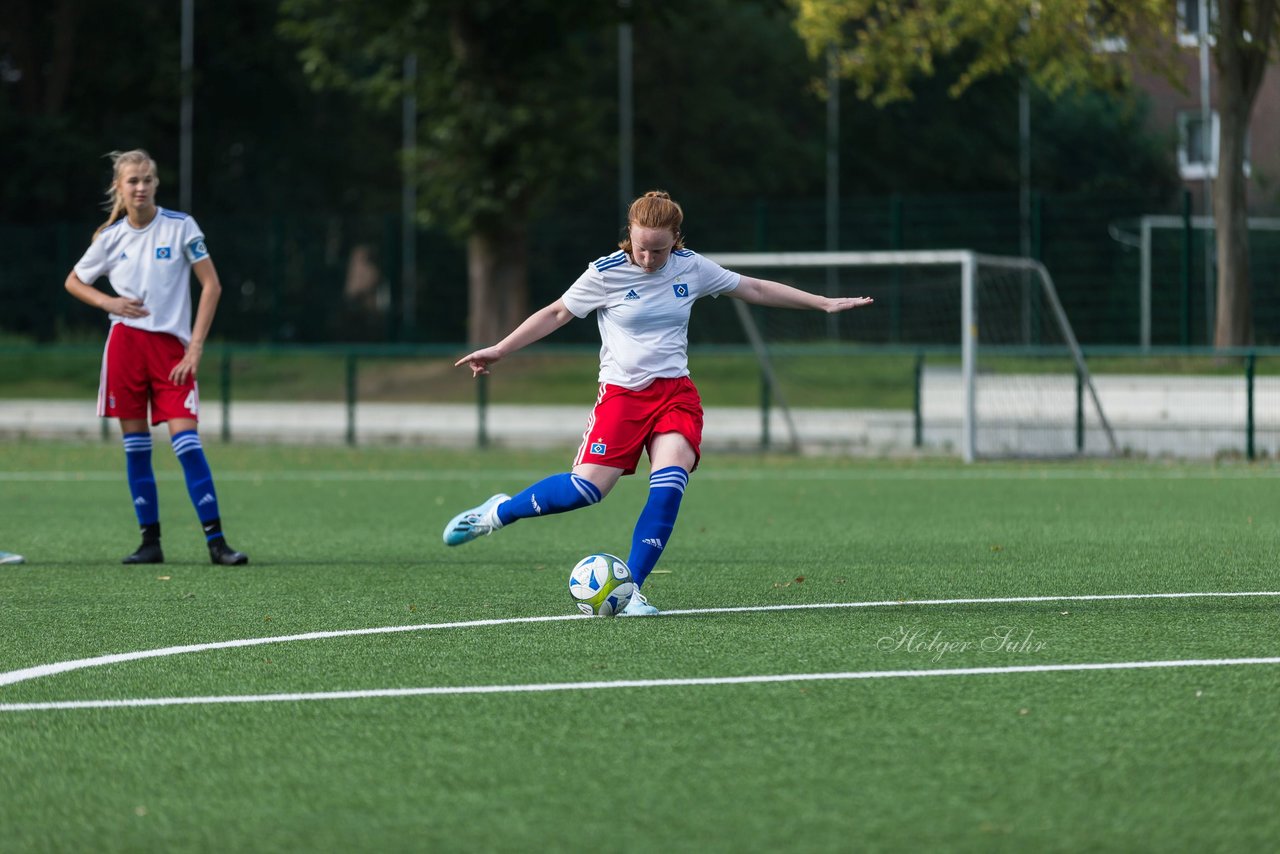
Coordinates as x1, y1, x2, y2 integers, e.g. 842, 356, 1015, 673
573, 376, 703, 475
98, 323, 200, 425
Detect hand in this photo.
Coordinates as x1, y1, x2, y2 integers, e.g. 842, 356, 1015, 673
169, 343, 202, 385
110, 296, 150, 318
454, 346, 503, 377
825, 296, 874, 313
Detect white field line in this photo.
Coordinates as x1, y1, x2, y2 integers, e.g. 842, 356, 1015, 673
1, 591, 1278, 694
3, 657, 1279, 713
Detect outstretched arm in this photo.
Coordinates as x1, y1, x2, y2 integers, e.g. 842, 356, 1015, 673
454, 298, 577, 377
730, 275, 873, 313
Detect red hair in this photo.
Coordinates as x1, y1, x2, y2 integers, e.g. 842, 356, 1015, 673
619, 190, 685, 253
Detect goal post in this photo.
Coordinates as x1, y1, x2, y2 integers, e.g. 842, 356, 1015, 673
704, 250, 1118, 462
1133, 215, 1280, 349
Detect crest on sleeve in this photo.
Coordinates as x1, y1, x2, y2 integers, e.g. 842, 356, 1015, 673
187, 237, 209, 261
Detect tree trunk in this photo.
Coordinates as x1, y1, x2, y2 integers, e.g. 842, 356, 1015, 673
466, 224, 530, 346
1211, 0, 1274, 348
1212, 91, 1253, 347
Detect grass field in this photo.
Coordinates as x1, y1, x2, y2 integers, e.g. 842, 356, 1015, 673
1, 440, 1278, 852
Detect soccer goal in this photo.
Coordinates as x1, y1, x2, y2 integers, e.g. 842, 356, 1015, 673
704, 250, 1117, 462
1128, 214, 1280, 349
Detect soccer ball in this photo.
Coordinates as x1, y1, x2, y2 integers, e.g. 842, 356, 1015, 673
568, 553, 635, 617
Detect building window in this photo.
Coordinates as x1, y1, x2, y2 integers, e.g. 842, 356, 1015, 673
1179, 111, 1250, 180
1177, 0, 1217, 46
1179, 111, 1217, 178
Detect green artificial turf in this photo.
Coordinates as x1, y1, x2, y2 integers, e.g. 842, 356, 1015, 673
1, 441, 1277, 852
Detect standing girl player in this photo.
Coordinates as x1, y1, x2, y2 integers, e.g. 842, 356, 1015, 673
444, 190, 871, 614
65, 149, 248, 566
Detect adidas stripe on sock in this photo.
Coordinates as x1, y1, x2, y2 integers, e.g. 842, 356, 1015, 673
627, 466, 688, 587
123, 432, 159, 526
171, 430, 222, 526
496, 473, 602, 526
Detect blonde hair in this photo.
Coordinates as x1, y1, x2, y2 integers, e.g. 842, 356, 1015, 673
93, 149, 158, 239
619, 190, 685, 253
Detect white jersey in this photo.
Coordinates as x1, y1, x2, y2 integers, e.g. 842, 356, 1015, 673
73, 207, 209, 344
561, 248, 740, 389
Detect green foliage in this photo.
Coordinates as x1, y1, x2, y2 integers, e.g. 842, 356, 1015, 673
278, 0, 631, 237
790, 0, 1179, 106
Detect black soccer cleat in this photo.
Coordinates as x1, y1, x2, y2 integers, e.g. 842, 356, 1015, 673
122, 542, 165, 565
208, 538, 249, 566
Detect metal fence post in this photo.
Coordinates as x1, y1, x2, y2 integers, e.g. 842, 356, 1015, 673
1246, 352, 1256, 460
345, 352, 358, 447
477, 372, 489, 449
1075, 364, 1085, 453
913, 350, 924, 448
220, 348, 232, 443
760, 366, 772, 451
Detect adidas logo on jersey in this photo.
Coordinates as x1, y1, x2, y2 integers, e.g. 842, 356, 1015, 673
624, 289, 640, 300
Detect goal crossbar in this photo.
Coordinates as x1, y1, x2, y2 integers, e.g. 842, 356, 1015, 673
706, 250, 1118, 461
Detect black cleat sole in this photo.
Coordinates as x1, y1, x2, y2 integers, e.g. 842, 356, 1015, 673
123, 543, 164, 565
209, 545, 249, 566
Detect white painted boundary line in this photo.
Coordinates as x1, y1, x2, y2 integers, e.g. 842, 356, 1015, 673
0, 613, 587, 687
4, 657, 1279, 713
2, 591, 1278, 693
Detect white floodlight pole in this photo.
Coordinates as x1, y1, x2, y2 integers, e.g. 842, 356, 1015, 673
961, 252, 977, 463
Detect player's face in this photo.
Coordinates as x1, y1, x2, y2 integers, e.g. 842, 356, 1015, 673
629, 225, 676, 274
116, 162, 158, 217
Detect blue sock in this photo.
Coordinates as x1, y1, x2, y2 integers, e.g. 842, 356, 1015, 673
627, 466, 688, 587
171, 430, 221, 530
496, 473, 602, 526
123, 432, 159, 527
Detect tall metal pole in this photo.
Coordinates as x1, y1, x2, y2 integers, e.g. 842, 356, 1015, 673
825, 48, 840, 339
618, 0, 634, 217
401, 52, 418, 340
179, 0, 194, 213
1019, 73, 1032, 344
1199, 0, 1214, 345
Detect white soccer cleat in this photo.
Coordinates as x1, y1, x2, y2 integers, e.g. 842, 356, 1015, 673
0, 551, 25, 565
442, 494, 509, 546
619, 589, 659, 617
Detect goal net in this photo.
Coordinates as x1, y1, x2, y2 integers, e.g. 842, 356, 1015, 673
702, 250, 1117, 461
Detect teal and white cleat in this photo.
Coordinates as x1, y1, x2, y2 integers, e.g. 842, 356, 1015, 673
0, 551, 25, 565
442, 494, 509, 546
619, 589, 659, 617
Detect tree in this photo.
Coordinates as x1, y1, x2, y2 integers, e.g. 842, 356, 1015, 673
278, 0, 847, 345
279, 0, 637, 345
1212, 0, 1278, 347
790, 0, 1280, 348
